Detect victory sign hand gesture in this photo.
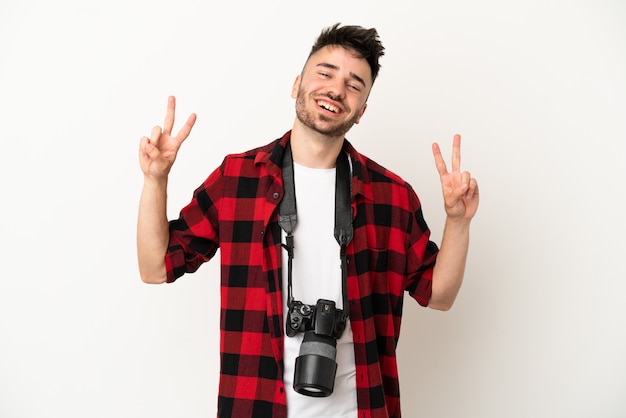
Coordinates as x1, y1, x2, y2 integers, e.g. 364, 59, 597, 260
432, 134, 479, 220
139, 96, 197, 179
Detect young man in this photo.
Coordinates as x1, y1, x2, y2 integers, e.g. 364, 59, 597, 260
137, 23, 478, 418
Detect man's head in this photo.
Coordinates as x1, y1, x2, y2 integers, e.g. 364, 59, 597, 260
308, 23, 385, 84
291, 24, 385, 139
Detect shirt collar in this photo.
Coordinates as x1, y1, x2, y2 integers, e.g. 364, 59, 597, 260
256, 130, 374, 201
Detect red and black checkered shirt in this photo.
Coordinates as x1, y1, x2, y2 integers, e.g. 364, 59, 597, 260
165, 131, 439, 418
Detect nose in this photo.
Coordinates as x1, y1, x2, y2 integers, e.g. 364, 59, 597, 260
326, 79, 346, 101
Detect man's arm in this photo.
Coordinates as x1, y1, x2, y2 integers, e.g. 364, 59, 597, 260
428, 134, 479, 310
429, 217, 470, 310
136, 96, 196, 284
137, 176, 170, 283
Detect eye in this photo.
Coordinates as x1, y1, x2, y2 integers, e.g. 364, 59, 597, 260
347, 83, 361, 92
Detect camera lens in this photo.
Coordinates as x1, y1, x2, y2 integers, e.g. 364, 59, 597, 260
293, 331, 338, 397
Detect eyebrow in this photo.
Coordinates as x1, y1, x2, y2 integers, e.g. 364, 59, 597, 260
316, 62, 367, 88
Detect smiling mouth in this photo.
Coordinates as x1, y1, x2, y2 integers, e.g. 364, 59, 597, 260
317, 100, 340, 114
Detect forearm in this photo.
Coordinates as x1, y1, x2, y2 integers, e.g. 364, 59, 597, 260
136, 177, 170, 284
429, 217, 471, 310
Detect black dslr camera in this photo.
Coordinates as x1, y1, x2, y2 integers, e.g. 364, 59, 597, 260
286, 299, 347, 397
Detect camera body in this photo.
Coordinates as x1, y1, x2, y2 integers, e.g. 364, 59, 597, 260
286, 299, 346, 339
286, 299, 347, 397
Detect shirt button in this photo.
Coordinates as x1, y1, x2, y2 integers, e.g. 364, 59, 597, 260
273, 192, 279, 199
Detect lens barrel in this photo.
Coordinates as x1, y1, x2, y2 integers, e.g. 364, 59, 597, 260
293, 331, 338, 397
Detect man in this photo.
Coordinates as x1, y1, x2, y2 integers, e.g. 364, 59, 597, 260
137, 23, 478, 418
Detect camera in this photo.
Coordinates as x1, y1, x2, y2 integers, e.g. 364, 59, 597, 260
286, 299, 347, 397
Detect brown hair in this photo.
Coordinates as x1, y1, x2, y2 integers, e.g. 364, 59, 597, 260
308, 23, 385, 83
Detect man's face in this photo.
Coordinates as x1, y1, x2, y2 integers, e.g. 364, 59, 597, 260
292, 45, 373, 139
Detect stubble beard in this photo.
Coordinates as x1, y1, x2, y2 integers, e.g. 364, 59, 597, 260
295, 87, 360, 139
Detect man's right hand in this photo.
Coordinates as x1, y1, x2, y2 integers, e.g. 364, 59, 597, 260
136, 96, 196, 284
139, 96, 197, 179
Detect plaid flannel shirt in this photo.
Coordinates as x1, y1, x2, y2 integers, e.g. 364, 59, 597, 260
165, 131, 439, 418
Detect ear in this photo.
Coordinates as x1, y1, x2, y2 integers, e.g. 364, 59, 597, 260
291, 75, 301, 99
354, 103, 368, 124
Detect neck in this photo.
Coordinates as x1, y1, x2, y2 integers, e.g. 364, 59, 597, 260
290, 120, 345, 169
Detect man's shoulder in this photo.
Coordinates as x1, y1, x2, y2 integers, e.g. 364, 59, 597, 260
352, 147, 411, 189
224, 138, 279, 161
352, 149, 425, 214
219, 134, 286, 177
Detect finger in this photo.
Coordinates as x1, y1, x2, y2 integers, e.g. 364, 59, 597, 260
465, 178, 478, 200
451, 134, 461, 173
139, 136, 161, 168
150, 125, 162, 147
163, 96, 176, 135
175, 113, 197, 143
432, 142, 448, 176
444, 187, 465, 210
460, 171, 471, 192
139, 136, 150, 157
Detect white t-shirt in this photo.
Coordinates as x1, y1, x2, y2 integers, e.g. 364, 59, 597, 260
281, 162, 358, 418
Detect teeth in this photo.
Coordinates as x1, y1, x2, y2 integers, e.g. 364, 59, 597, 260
318, 101, 339, 113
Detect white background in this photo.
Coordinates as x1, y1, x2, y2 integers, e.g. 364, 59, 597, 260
1, 0, 625, 417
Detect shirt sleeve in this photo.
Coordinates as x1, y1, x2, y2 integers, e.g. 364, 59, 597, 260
404, 185, 439, 306
165, 165, 223, 283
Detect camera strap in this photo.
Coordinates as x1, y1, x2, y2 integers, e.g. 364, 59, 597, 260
279, 142, 353, 323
